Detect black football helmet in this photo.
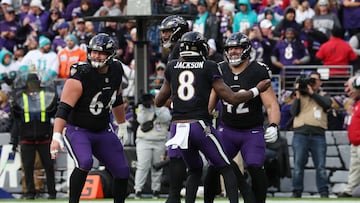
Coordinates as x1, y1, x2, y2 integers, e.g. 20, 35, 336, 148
159, 15, 188, 48
224, 32, 251, 66
87, 33, 116, 69
179, 31, 209, 60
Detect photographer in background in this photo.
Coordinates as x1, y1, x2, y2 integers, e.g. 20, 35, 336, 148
134, 93, 171, 199
290, 71, 332, 198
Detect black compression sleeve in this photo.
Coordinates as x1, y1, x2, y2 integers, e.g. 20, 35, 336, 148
55, 102, 73, 120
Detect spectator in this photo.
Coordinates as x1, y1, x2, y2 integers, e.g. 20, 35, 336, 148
312, 0, 342, 38
259, 8, 281, 26
50, 0, 65, 14
290, 71, 332, 198
64, 0, 81, 21
0, 0, 12, 20
316, 28, 358, 76
295, 0, 315, 24
52, 21, 70, 53
134, 93, 171, 199
258, 0, 284, 24
122, 59, 135, 100
248, 24, 272, 64
18, 0, 31, 23
279, 89, 295, 130
193, 0, 219, 49
71, 0, 96, 18
149, 62, 166, 92
0, 49, 18, 93
207, 38, 224, 63
93, 0, 121, 32
271, 27, 310, 75
24, 0, 50, 34
13, 44, 26, 65
123, 27, 136, 65
20, 35, 59, 82
10, 72, 57, 200
259, 19, 278, 74
162, 0, 197, 14
100, 18, 127, 62
349, 32, 360, 74
45, 7, 63, 40
217, 0, 235, 48
261, 0, 290, 10
0, 90, 11, 132
114, 0, 127, 15
232, 0, 258, 33
23, 31, 38, 52
299, 18, 328, 65
273, 7, 301, 39
338, 75, 360, 197
93, 0, 121, 16
0, 6, 20, 52
342, 0, 360, 37
57, 34, 87, 79
71, 17, 94, 51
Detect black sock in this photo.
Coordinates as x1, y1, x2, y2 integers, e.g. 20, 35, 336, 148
185, 168, 202, 203
230, 160, 256, 203
220, 166, 239, 203
204, 165, 221, 203
166, 158, 186, 203
248, 166, 268, 203
113, 178, 128, 203
69, 168, 88, 203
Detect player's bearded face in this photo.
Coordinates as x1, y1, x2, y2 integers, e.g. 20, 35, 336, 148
161, 29, 173, 48
226, 47, 243, 66
90, 50, 108, 68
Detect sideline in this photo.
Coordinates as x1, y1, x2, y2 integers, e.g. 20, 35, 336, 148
1, 199, 360, 203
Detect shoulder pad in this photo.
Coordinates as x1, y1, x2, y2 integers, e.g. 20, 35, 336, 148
256, 61, 270, 70
70, 62, 91, 76
256, 61, 272, 78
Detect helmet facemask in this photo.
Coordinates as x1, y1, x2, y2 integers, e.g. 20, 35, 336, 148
88, 51, 115, 69
225, 45, 251, 66
224, 33, 251, 66
87, 33, 116, 69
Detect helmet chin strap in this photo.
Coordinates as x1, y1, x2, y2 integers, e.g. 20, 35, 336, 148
90, 53, 115, 69
163, 41, 172, 49
91, 61, 106, 69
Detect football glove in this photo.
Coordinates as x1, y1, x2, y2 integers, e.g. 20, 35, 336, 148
117, 122, 128, 144
264, 123, 278, 143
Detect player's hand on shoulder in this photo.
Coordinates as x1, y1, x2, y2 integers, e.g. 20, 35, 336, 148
256, 79, 271, 93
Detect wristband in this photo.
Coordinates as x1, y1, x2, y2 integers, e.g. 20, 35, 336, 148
52, 132, 64, 149
250, 87, 259, 98
269, 123, 278, 128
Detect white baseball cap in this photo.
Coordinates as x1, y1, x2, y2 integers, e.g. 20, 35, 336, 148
30, 0, 45, 10
1, 0, 12, 5
260, 19, 272, 29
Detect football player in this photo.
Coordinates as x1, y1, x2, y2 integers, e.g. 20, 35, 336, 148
50, 33, 130, 203
155, 31, 271, 203
159, 15, 189, 203
206, 32, 280, 203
